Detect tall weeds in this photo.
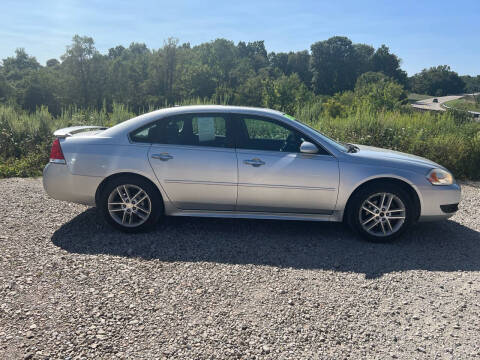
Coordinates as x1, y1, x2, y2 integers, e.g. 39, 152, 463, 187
1, 102, 479, 179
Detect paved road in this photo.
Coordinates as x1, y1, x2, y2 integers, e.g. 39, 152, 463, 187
411, 95, 463, 112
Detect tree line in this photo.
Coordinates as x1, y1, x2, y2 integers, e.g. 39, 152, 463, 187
0, 35, 478, 115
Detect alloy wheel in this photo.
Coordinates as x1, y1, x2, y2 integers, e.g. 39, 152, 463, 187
358, 192, 406, 237
107, 184, 152, 227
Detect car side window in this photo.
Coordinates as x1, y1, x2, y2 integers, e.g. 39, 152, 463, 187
130, 116, 185, 144
130, 114, 231, 148
237, 116, 322, 153
244, 118, 290, 141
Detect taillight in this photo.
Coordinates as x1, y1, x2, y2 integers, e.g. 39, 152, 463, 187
49, 138, 66, 164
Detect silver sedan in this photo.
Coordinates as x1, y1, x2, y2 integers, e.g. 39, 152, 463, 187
43, 105, 461, 241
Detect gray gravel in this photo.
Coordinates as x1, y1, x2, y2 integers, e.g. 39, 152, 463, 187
1, 177, 480, 359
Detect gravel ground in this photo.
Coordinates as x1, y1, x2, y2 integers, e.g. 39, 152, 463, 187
1, 177, 480, 359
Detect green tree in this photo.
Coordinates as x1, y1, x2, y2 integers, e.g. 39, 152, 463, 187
353, 43, 374, 75
19, 70, 60, 114
355, 71, 388, 88
262, 74, 312, 113
180, 63, 216, 99
106, 42, 151, 109
0, 35, 414, 113
234, 76, 264, 106
245, 41, 268, 72
311, 36, 358, 95
0, 73, 14, 102
163, 38, 178, 103
1, 49, 49, 109
46, 59, 60, 68
287, 50, 312, 86
461, 75, 480, 94
2, 48, 40, 81
60, 35, 99, 107
409, 65, 465, 96
371, 45, 407, 85
268, 52, 289, 75
196, 39, 238, 90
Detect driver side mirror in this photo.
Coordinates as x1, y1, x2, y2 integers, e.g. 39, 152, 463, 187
300, 141, 318, 154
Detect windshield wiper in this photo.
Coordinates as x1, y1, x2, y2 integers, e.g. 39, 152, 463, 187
345, 143, 360, 153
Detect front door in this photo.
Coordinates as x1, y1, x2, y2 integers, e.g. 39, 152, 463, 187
145, 113, 237, 211
234, 114, 339, 214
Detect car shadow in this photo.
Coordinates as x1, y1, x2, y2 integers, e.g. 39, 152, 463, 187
51, 208, 480, 278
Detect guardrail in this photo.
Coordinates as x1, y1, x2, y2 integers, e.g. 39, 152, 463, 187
441, 104, 480, 118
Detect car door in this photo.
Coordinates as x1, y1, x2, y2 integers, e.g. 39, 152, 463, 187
234, 114, 339, 214
138, 113, 237, 211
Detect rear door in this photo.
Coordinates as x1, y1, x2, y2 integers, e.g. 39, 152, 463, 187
234, 114, 339, 214
134, 113, 238, 211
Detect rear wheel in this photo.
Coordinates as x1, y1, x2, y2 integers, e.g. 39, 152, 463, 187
347, 184, 414, 242
99, 175, 162, 232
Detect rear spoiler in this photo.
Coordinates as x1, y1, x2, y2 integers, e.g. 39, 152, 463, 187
53, 126, 108, 138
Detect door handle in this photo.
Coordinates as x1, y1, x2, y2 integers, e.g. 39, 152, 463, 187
243, 158, 265, 167
151, 153, 173, 161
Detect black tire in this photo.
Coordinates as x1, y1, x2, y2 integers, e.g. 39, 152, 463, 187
98, 175, 163, 233
347, 183, 414, 242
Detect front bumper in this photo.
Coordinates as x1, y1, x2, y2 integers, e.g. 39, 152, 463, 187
43, 163, 102, 206
418, 182, 461, 222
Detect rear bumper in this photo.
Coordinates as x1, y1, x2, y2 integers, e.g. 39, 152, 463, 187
43, 163, 102, 206
418, 183, 461, 222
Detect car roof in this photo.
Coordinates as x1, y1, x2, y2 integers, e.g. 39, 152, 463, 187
137, 105, 285, 120
164, 105, 284, 115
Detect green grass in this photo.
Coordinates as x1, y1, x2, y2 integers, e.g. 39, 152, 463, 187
1, 101, 480, 180
445, 97, 480, 112
407, 93, 431, 103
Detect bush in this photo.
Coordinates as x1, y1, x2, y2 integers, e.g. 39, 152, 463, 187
0, 151, 47, 178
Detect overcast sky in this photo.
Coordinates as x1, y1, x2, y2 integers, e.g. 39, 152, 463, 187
1, 0, 478, 76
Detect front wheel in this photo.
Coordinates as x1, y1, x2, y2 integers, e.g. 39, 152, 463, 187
347, 184, 414, 242
98, 175, 163, 233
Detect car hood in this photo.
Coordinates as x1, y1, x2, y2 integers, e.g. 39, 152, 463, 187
351, 144, 444, 170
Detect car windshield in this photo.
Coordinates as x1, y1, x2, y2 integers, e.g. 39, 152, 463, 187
283, 114, 349, 152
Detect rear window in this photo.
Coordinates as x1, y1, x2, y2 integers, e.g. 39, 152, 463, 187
130, 114, 231, 148
130, 127, 151, 143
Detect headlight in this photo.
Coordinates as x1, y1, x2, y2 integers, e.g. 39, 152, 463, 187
426, 168, 454, 185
